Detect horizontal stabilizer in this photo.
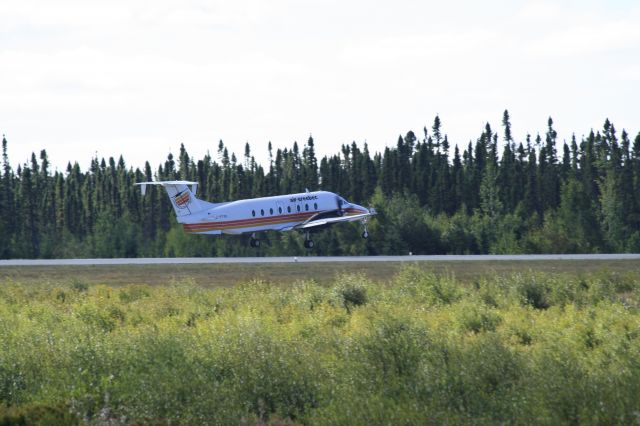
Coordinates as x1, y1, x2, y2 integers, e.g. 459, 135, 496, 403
135, 181, 198, 196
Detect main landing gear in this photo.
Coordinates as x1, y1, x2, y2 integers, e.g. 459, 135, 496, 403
249, 233, 261, 248
361, 223, 369, 239
304, 232, 315, 249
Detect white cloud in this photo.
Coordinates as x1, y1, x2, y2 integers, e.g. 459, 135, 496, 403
517, 1, 564, 21
528, 20, 640, 56
617, 64, 640, 81
341, 29, 501, 66
0, 0, 638, 171
0, 1, 131, 31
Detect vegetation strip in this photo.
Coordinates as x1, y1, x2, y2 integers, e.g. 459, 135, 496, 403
2, 260, 640, 286
2, 267, 640, 424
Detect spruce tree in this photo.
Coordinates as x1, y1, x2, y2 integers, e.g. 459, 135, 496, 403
0, 136, 12, 258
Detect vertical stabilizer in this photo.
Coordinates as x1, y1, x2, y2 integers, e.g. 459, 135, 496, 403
136, 181, 215, 220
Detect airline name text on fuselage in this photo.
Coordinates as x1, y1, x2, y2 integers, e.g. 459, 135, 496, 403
290, 195, 318, 202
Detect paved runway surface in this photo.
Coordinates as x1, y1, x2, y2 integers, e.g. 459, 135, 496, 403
1, 254, 639, 266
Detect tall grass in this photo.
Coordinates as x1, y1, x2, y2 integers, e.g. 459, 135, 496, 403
1, 267, 640, 424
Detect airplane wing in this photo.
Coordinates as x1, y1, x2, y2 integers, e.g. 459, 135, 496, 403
294, 210, 376, 230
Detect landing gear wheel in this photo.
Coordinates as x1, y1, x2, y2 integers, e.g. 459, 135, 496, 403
250, 234, 260, 248
304, 239, 314, 249
362, 230, 369, 239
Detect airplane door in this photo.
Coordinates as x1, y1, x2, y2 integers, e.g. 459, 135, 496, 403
336, 196, 344, 216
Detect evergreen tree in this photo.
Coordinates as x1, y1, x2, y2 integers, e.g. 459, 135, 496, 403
17, 160, 39, 257
302, 136, 318, 191
0, 136, 13, 258
480, 162, 502, 222
523, 135, 540, 216
539, 117, 560, 212
502, 109, 513, 144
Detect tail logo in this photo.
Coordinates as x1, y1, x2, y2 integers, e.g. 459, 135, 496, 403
174, 191, 191, 208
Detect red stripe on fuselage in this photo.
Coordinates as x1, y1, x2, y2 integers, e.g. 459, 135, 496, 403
184, 211, 314, 229
183, 208, 365, 233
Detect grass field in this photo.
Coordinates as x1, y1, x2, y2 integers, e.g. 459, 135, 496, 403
1, 261, 640, 424
2, 259, 639, 286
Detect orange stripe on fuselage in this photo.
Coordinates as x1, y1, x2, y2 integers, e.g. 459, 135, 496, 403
184, 211, 314, 229
183, 208, 365, 233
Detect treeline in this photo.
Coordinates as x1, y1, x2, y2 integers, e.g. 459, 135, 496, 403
1, 110, 639, 258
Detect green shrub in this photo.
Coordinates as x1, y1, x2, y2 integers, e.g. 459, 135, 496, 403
440, 334, 525, 421
395, 266, 461, 305
118, 285, 150, 303
331, 275, 368, 313
0, 403, 79, 426
75, 305, 118, 332
71, 280, 89, 293
514, 274, 551, 309
308, 393, 427, 426
457, 304, 502, 334
359, 317, 429, 381
220, 328, 322, 422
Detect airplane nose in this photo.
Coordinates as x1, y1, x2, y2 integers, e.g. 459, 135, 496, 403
352, 204, 369, 214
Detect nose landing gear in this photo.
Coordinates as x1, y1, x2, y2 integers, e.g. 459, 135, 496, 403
361, 221, 369, 239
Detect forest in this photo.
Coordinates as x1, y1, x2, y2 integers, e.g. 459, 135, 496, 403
1, 110, 639, 258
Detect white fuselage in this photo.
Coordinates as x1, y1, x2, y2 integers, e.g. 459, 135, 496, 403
181, 191, 367, 235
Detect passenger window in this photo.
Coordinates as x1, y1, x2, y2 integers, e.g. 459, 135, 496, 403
270, 208, 273, 215
287, 206, 291, 213
297, 205, 301, 212
305, 204, 309, 211
279, 207, 282, 214
261, 209, 264, 216
314, 202, 318, 210
252, 210, 255, 217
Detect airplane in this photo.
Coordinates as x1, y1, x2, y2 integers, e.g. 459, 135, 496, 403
136, 181, 376, 248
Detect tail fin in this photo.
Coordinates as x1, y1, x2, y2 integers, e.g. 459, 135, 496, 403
136, 181, 217, 221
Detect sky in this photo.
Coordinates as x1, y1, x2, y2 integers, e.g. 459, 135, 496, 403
1, 0, 639, 172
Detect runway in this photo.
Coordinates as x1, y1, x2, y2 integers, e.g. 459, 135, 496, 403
1, 254, 640, 266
